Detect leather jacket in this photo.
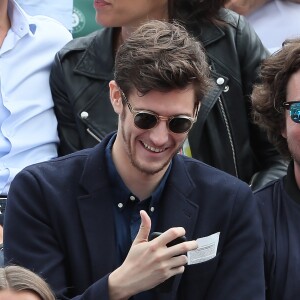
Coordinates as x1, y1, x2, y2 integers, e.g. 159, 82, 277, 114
50, 9, 287, 190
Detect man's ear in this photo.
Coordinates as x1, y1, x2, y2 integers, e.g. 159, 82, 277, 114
281, 126, 287, 139
281, 113, 288, 138
109, 80, 123, 114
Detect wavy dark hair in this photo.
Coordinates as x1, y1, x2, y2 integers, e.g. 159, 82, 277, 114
115, 20, 212, 104
168, 0, 228, 25
252, 38, 300, 159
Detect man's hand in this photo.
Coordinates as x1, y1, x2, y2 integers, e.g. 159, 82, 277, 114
108, 210, 198, 300
225, 0, 269, 15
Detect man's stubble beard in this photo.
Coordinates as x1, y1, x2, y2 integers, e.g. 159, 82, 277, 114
120, 109, 184, 175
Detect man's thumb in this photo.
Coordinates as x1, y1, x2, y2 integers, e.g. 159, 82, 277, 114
132, 210, 151, 246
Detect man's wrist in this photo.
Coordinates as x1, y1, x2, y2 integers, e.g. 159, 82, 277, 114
108, 268, 131, 300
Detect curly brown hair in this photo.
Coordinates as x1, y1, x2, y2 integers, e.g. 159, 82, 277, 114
251, 38, 300, 159
115, 20, 212, 104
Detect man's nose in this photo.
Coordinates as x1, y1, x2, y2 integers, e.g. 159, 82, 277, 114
148, 119, 169, 146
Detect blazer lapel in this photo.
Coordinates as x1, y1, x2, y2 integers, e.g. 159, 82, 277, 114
156, 156, 200, 298
156, 156, 199, 239
77, 188, 117, 281
76, 134, 118, 280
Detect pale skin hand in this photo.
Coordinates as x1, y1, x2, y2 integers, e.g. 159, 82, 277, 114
108, 210, 198, 300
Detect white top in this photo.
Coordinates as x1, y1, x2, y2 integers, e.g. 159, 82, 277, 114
246, 0, 300, 53
15, 0, 73, 30
0, 0, 72, 194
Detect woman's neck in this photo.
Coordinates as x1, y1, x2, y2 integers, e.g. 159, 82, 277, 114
0, 20, 10, 48
0, 1, 10, 47
114, 6, 169, 54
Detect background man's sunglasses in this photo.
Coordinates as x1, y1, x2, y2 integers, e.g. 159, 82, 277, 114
282, 101, 300, 123
120, 90, 197, 134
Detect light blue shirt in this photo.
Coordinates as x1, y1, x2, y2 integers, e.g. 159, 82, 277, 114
16, 0, 73, 30
246, 0, 300, 53
0, 0, 72, 194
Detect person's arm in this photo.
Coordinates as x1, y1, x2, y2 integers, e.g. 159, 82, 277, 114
4, 169, 90, 299
50, 52, 83, 156
225, 0, 269, 15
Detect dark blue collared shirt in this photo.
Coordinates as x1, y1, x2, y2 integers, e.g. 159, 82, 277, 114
105, 134, 171, 299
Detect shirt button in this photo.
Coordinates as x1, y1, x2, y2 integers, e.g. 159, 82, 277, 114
224, 85, 229, 92
80, 111, 89, 119
129, 195, 135, 201
117, 203, 123, 208
216, 77, 225, 85
150, 207, 155, 212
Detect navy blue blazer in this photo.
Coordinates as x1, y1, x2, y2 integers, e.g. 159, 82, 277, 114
4, 133, 265, 300
254, 162, 300, 300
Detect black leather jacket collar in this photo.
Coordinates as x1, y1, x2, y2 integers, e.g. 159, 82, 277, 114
67, 10, 230, 79
72, 28, 115, 79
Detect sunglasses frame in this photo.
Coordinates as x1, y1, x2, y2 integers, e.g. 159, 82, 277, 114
282, 101, 300, 123
119, 89, 198, 134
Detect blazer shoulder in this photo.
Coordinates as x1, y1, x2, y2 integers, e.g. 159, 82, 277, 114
178, 155, 250, 190
253, 178, 284, 212
254, 178, 282, 198
22, 147, 93, 176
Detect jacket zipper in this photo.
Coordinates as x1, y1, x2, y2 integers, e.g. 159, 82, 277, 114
86, 128, 101, 142
218, 96, 239, 178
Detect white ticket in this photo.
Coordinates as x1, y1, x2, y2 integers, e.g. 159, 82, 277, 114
187, 232, 220, 265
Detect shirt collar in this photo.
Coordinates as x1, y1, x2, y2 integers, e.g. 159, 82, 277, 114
8, 0, 37, 38
284, 160, 300, 204
105, 133, 172, 208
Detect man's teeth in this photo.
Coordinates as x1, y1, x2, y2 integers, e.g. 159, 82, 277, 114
143, 142, 164, 153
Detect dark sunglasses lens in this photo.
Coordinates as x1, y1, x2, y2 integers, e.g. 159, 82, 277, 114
169, 117, 193, 133
134, 112, 158, 129
290, 103, 300, 123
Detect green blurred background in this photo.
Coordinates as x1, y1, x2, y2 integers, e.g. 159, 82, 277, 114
72, 0, 103, 38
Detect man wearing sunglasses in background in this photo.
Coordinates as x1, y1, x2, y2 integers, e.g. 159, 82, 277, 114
252, 38, 300, 300
4, 21, 265, 300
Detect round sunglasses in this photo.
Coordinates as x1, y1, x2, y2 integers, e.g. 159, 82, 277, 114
282, 101, 300, 123
120, 90, 198, 134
